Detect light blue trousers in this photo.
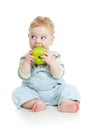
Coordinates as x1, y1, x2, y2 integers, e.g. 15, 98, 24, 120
12, 78, 81, 108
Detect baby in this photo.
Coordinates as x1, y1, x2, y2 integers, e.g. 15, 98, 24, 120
12, 16, 80, 112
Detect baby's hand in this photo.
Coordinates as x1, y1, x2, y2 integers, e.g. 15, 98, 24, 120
24, 50, 34, 65
41, 50, 56, 66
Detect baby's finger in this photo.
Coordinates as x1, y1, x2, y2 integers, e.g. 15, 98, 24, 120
30, 55, 35, 60
29, 50, 33, 55
44, 51, 49, 56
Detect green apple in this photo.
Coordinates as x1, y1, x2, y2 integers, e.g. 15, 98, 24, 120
32, 46, 46, 65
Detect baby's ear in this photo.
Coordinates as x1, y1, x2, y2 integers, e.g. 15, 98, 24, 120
51, 36, 55, 42
50, 36, 55, 45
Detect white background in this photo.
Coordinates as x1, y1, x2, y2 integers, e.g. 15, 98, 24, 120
0, 0, 87, 130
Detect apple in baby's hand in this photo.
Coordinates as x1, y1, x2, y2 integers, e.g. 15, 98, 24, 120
32, 46, 46, 65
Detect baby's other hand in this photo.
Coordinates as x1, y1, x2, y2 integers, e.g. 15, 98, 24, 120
24, 50, 34, 64
41, 50, 56, 66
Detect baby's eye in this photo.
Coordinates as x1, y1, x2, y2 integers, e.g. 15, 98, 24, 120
31, 35, 36, 39
41, 36, 46, 40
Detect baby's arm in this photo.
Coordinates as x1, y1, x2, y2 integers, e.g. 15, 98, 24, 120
41, 51, 64, 79
50, 52, 64, 79
18, 58, 31, 79
48, 52, 64, 79
51, 58, 64, 79
18, 51, 34, 79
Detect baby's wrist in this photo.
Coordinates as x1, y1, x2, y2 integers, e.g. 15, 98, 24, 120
22, 60, 31, 71
24, 58, 31, 65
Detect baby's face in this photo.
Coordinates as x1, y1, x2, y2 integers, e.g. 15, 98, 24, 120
28, 26, 54, 49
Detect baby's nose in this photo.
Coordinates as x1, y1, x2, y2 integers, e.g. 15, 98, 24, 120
36, 38, 41, 44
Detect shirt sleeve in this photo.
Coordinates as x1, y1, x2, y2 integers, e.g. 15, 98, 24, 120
52, 52, 65, 79
18, 56, 31, 80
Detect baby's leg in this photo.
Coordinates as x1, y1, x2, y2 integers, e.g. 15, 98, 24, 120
58, 100, 80, 113
22, 99, 47, 112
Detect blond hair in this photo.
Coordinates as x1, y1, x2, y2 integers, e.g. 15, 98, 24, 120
29, 16, 55, 36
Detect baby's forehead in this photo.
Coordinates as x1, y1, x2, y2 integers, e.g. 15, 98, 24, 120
30, 26, 52, 36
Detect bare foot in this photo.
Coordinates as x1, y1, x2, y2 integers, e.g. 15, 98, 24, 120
32, 99, 47, 112
59, 100, 80, 113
